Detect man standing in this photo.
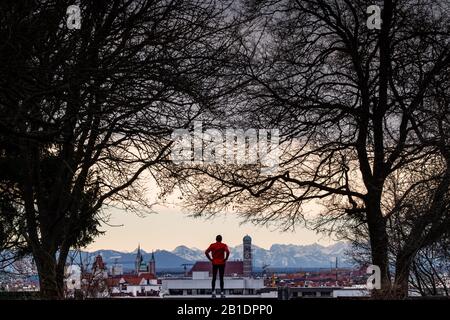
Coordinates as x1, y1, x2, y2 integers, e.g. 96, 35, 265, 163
205, 235, 230, 298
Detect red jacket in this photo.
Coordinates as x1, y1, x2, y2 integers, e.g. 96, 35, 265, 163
205, 242, 230, 265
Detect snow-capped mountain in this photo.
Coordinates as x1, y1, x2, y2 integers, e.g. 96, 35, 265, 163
170, 242, 352, 268
66, 242, 353, 272
6, 242, 353, 276
172, 246, 205, 262
75, 249, 193, 271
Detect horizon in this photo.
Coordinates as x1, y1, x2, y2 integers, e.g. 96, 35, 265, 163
84, 240, 347, 254
84, 188, 336, 252
84, 204, 337, 253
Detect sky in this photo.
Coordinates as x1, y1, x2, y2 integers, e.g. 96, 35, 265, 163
85, 202, 336, 252
84, 170, 337, 252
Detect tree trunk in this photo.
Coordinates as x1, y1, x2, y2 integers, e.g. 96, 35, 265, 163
394, 254, 413, 298
368, 224, 391, 297
34, 250, 64, 299
366, 196, 391, 297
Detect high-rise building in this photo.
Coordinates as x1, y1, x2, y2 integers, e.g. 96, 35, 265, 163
243, 235, 252, 277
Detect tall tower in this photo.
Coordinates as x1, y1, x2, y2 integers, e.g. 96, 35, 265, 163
135, 244, 143, 274
243, 235, 252, 277
148, 251, 156, 275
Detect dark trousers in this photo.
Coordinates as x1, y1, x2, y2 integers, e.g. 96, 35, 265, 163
212, 264, 225, 292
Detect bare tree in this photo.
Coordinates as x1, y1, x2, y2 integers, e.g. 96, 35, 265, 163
0, 0, 238, 298
410, 240, 450, 296
335, 150, 450, 297
171, 0, 450, 297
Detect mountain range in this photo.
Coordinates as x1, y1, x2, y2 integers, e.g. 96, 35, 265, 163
77, 242, 354, 272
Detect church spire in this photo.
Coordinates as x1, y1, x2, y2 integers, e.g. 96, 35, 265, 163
148, 250, 156, 275
135, 243, 143, 274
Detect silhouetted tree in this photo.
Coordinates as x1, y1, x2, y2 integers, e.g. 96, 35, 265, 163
0, 0, 237, 298
172, 0, 450, 297
410, 239, 450, 296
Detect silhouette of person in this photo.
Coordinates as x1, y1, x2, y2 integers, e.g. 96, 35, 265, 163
205, 235, 230, 298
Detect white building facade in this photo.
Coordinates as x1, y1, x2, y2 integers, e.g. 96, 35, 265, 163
161, 271, 264, 297
110, 277, 160, 297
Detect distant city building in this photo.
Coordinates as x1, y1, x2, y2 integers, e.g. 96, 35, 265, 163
161, 271, 264, 297
73, 247, 160, 298
188, 234, 253, 278
92, 255, 108, 279
81, 254, 109, 298
64, 264, 81, 291
271, 286, 370, 299
243, 235, 252, 277
190, 261, 244, 277
109, 255, 124, 276
110, 264, 123, 276
135, 245, 157, 276
108, 273, 160, 297
148, 251, 156, 275
135, 244, 146, 273
161, 235, 259, 297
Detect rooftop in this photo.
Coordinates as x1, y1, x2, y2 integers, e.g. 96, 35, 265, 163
189, 261, 244, 276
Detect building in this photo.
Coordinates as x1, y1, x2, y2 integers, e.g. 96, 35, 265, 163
148, 251, 156, 275
243, 235, 252, 277
64, 264, 81, 291
108, 273, 161, 297
262, 286, 370, 299
189, 261, 244, 277
135, 245, 157, 275
106, 246, 159, 297
135, 245, 146, 274
110, 263, 123, 276
188, 235, 253, 277
80, 254, 110, 298
161, 235, 260, 297
71, 249, 159, 298
332, 286, 370, 298
161, 271, 264, 297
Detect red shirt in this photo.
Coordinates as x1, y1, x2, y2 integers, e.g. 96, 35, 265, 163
205, 242, 230, 265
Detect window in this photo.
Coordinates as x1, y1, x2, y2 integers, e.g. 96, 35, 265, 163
230, 289, 243, 295
302, 291, 316, 297
169, 289, 183, 295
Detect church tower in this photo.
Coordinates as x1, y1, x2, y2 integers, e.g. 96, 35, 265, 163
135, 244, 143, 274
148, 251, 156, 275
243, 235, 252, 277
